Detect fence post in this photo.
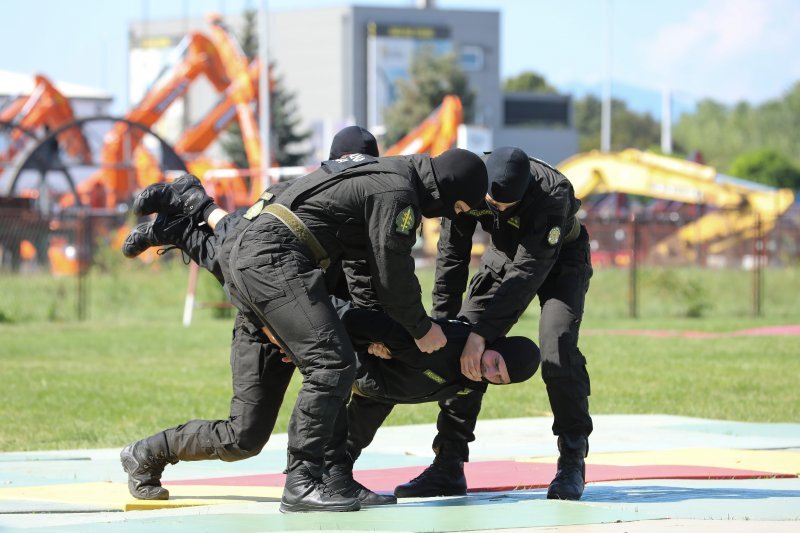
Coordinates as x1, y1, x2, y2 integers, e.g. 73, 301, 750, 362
76, 209, 90, 321
752, 213, 763, 317
628, 213, 638, 318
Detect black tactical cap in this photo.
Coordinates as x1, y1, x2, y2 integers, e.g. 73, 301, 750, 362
430, 148, 488, 210
486, 146, 531, 203
488, 336, 540, 384
329, 126, 379, 159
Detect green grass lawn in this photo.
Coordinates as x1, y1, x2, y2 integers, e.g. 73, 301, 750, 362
1, 260, 798, 452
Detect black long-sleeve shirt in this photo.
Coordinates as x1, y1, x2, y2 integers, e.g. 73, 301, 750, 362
275, 154, 438, 339
339, 306, 487, 404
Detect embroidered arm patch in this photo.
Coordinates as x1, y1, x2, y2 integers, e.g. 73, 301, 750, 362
394, 205, 417, 236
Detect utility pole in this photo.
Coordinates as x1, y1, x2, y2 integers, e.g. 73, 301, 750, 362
601, 0, 612, 152
258, 0, 271, 186
661, 88, 673, 155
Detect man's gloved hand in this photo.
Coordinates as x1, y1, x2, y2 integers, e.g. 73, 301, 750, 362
368, 342, 393, 359
415, 322, 447, 354
460, 332, 485, 382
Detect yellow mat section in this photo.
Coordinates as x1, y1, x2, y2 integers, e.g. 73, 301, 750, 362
521, 448, 800, 475
0, 482, 283, 511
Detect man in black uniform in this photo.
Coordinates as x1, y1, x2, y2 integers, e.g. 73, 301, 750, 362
120, 146, 488, 512
325, 305, 540, 476
122, 125, 381, 286
394, 146, 593, 501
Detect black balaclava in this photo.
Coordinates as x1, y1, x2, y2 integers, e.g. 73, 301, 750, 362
486, 336, 540, 384
424, 148, 488, 219
486, 146, 531, 203
328, 126, 379, 159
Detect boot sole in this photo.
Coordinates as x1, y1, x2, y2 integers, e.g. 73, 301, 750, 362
120, 447, 169, 500
279, 501, 360, 513
394, 489, 466, 498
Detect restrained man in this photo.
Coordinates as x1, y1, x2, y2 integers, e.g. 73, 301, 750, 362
119, 144, 488, 512
394, 146, 593, 501
324, 304, 540, 480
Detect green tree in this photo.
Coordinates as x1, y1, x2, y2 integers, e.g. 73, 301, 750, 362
220, 10, 310, 168
673, 81, 800, 171
729, 148, 800, 189
503, 71, 558, 93
573, 94, 662, 153
383, 46, 475, 147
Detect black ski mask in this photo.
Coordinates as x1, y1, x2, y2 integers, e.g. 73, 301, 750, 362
482, 336, 540, 385
423, 148, 488, 219
328, 126, 379, 160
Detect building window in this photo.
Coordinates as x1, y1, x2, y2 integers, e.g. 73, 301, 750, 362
460, 45, 484, 71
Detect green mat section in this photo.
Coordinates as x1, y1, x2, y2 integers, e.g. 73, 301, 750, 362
20, 495, 663, 532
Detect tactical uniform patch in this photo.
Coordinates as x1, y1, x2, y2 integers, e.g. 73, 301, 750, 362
507, 216, 520, 229
423, 370, 445, 384
547, 226, 561, 246
394, 205, 416, 236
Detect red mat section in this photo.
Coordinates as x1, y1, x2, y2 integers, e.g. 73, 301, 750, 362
168, 460, 795, 492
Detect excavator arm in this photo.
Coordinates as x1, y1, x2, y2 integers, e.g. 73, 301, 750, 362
558, 149, 795, 258
384, 95, 462, 157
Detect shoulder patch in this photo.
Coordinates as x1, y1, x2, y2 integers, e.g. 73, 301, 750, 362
394, 205, 417, 236
547, 226, 561, 246
507, 216, 521, 229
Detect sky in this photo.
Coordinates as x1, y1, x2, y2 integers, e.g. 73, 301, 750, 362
2, 0, 799, 116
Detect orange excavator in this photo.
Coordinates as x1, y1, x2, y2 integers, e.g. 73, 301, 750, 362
72, 30, 231, 208
72, 14, 268, 210
0, 74, 91, 168
176, 15, 270, 207
384, 95, 462, 157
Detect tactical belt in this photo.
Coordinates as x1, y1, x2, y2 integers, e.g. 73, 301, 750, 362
244, 193, 331, 271
563, 217, 582, 244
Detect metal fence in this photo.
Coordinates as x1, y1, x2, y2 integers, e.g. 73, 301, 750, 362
1, 201, 798, 321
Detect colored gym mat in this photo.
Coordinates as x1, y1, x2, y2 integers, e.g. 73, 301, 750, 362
524, 448, 800, 475
167, 459, 794, 493
0, 482, 282, 512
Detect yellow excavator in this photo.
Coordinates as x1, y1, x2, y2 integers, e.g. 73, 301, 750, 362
558, 149, 795, 260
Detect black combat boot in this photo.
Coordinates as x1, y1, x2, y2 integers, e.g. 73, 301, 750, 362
547, 434, 588, 500
323, 456, 397, 507
120, 432, 178, 500
122, 213, 196, 258
394, 456, 467, 498
132, 173, 214, 220
280, 462, 361, 513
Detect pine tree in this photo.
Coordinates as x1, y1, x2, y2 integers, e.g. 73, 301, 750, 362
220, 10, 309, 168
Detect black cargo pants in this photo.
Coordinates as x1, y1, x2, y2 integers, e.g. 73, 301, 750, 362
220, 215, 357, 474
163, 313, 295, 461
434, 227, 594, 459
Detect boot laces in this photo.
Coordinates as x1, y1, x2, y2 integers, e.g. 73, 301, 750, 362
139, 449, 168, 482
409, 462, 444, 484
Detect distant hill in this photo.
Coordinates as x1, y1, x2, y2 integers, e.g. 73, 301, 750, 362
558, 80, 698, 120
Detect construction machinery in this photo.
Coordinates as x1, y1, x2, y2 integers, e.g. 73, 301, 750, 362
558, 149, 796, 260
0, 74, 91, 169
384, 95, 462, 157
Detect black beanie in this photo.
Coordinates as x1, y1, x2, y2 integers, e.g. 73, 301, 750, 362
488, 336, 540, 384
485, 146, 531, 203
430, 148, 488, 210
329, 126, 379, 159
